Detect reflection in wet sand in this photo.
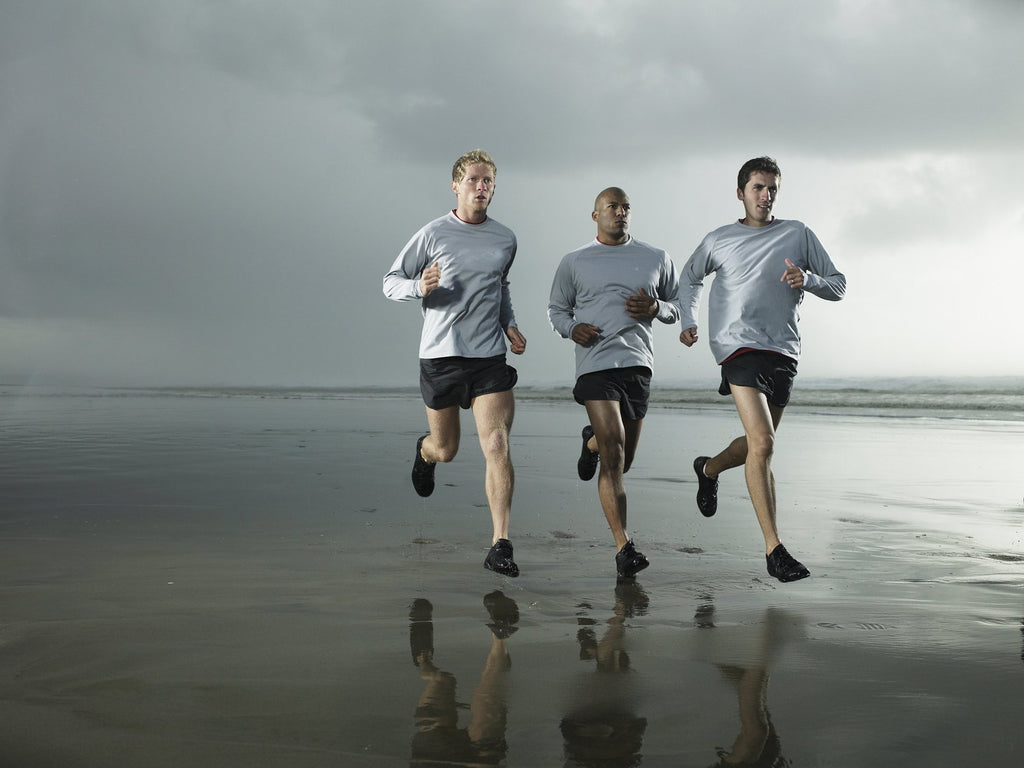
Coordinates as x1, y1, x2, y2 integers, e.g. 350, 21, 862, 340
408, 591, 519, 767
561, 580, 649, 767
694, 600, 804, 768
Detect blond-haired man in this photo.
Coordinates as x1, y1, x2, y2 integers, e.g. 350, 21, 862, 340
384, 150, 527, 577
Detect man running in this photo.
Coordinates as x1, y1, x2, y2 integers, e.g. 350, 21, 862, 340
383, 149, 527, 577
678, 156, 846, 582
549, 187, 681, 579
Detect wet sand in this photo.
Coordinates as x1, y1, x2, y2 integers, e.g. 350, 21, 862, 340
1, 390, 1022, 766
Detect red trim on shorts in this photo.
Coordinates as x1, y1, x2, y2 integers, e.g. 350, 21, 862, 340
721, 348, 790, 365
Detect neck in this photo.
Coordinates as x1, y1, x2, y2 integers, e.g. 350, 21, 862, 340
454, 207, 487, 225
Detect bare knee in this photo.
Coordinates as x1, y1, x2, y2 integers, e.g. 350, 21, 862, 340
480, 426, 511, 463
431, 436, 460, 463
746, 432, 775, 461
599, 441, 625, 474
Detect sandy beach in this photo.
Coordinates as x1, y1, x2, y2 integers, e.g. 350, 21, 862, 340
1, 388, 1022, 766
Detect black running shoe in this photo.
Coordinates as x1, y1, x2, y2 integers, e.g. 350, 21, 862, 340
578, 425, 599, 481
766, 544, 810, 582
484, 538, 519, 577
615, 539, 649, 579
693, 456, 718, 517
411, 434, 436, 497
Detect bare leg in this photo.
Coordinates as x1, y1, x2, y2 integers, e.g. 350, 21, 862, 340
727, 385, 785, 555
703, 403, 783, 479
623, 417, 643, 474
421, 404, 462, 464
471, 390, 516, 544
585, 400, 644, 552
704, 434, 749, 477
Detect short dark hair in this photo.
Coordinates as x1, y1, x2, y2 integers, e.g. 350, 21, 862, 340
737, 156, 781, 191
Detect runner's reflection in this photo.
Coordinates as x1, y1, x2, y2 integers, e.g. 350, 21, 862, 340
561, 580, 649, 767
408, 591, 519, 766
695, 601, 803, 768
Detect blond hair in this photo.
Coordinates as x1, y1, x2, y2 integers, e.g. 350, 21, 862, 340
452, 149, 497, 183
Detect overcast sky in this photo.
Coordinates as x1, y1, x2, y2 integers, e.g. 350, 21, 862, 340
2, 0, 1022, 388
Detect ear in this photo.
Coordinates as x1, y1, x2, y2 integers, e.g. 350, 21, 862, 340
591, 210, 599, 223
452, 180, 459, 195
736, 187, 744, 201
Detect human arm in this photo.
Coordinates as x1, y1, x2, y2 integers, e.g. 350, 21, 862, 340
570, 323, 602, 346
625, 287, 659, 320
382, 230, 432, 301
625, 251, 681, 323
418, 262, 441, 296
548, 258, 603, 346
677, 235, 714, 343
498, 238, 519, 331
781, 227, 846, 301
654, 253, 682, 324
506, 326, 527, 355
547, 254, 588, 340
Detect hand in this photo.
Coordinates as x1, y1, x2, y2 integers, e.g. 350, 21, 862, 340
506, 326, 527, 355
679, 326, 698, 347
419, 262, 442, 296
625, 287, 658, 319
571, 323, 602, 347
781, 258, 804, 290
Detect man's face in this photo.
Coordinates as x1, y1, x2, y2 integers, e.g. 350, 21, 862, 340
738, 171, 780, 227
452, 163, 496, 217
593, 192, 631, 244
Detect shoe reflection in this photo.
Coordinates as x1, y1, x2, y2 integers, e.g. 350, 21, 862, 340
695, 602, 802, 768
561, 581, 649, 766
408, 591, 518, 766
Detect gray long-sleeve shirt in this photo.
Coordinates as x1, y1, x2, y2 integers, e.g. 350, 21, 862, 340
548, 236, 681, 378
383, 211, 518, 360
678, 218, 846, 364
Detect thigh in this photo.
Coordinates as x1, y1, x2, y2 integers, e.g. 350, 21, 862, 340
622, 416, 644, 471
470, 389, 515, 441
584, 399, 626, 451
729, 384, 776, 442
426, 403, 462, 448
623, 417, 644, 453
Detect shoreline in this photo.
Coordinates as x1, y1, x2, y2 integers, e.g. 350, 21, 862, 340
4, 377, 1024, 423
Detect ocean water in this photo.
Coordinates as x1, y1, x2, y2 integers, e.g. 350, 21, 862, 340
530, 376, 1024, 421
6, 375, 1020, 420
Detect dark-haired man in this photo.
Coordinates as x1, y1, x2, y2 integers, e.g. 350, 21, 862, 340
679, 157, 846, 583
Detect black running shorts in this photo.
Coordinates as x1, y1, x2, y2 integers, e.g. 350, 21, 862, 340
573, 366, 652, 421
719, 350, 798, 408
419, 355, 518, 410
